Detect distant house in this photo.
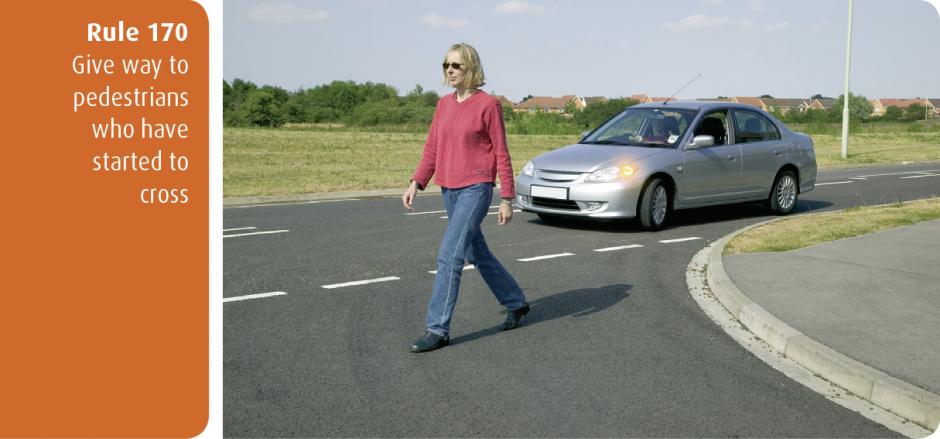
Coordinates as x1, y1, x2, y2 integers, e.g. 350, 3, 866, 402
731, 96, 766, 109
583, 96, 609, 107
927, 99, 940, 117
761, 98, 809, 114
870, 98, 922, 116
696, 97, 734, 102
809, 98, 837, 110
628, 94, 670, 104
491, 95, 514, 108
512, 95, 583, 114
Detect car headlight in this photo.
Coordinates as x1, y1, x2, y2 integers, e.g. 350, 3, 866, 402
522, 161, 535, 176
586, 165, 636, 182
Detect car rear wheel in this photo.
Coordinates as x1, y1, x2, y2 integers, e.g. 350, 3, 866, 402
639, 177, 669, 230
768, 169, 798, 215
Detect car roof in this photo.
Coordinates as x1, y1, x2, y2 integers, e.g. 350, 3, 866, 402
631, 101, 763, 112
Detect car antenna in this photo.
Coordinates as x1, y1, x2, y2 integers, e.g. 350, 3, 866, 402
663, 73, 701, 105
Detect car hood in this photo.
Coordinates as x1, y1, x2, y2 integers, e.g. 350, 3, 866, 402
531, 143, 668, 173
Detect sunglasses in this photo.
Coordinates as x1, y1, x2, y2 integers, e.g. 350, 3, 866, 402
442, 62, 465, 70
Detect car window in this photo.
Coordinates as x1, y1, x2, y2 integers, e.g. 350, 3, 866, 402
692, 110, 729, 146
583, 108, 697, 146
734, 110, 781, 143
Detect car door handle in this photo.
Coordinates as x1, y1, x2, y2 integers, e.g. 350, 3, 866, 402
727, 155, 736, 162
773, 150, 782, 156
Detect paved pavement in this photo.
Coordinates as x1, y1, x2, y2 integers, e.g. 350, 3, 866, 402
708, 218, 940, 433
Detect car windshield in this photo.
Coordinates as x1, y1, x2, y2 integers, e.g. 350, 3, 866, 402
582, 108, 698, 148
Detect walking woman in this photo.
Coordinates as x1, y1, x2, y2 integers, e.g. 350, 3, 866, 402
402, 43, 529, 353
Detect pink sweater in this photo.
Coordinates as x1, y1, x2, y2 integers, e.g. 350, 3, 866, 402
412, 91, 516, 199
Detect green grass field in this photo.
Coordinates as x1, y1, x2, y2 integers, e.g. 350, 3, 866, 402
224, 128, 580, 196
224, 126, 940, 197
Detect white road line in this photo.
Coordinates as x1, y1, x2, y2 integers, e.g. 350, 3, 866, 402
659, 237, 702, 244
407, 209, 448, 216
223, 291, 287, 303
303, 198, 360, 204
815, 181, 853, 186
849, 177, 868, 180
428, 264, 476, 274
410, 206, 499, 216
594, 244, 644, 252
899, 174, 940, 179
439, 209, 521, 219
223, 227, 257, 232
229, 199, 359, 209
854, 169, 939, 178
322, 276, 400, 289
223, 230, 290, 238
518, 252, 575, 262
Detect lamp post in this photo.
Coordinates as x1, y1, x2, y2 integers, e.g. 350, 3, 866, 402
841, 0, 854, 160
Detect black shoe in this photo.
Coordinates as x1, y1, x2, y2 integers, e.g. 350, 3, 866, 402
501, 304, 530, 330
410, 332, 449, 353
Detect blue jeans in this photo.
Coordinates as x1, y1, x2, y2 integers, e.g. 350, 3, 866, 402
425, 183, 527, 337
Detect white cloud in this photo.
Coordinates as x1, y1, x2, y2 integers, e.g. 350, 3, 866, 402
662, 14, 730, 31
495, 0, 549, 15
250, 3, 328, 23
738, 19, 789, 32
420, 14, 469, 29
749, 0, 764, 12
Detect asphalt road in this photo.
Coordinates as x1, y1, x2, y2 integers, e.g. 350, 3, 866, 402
223, 163, 939, 437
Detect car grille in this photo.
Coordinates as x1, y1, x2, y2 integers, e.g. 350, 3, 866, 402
536, 170, 583, 182
532, 197, 579, 210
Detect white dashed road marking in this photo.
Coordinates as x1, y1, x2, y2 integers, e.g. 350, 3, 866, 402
594, 244, 644, 252
322, 276, 400, 289
518, 253, 575, 262
223, 227, 257, 232
407, 209, 448, 216
659, 237, 702, 244
816, 181, 853, 186
855, 169, 939, 178
223, 291, 287, 303
223, 230, 290, 238
439, 208, 521, 219
900, 174, 940, 179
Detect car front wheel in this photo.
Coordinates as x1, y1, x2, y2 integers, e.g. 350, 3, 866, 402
639, 177, 669, 230
769, 169, 798, 215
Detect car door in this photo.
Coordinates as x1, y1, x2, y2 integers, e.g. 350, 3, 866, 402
679, 109, 743, 206
734, 110, 788, 199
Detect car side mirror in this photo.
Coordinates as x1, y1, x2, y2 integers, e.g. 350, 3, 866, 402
687, 135, 715, 150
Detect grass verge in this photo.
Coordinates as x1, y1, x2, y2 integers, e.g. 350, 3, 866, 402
224, 128, 579, 196
725, 198, 940, 254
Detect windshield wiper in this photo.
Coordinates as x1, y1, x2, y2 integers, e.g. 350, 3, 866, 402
582, 139, 630, 145
636, 142, 675, 148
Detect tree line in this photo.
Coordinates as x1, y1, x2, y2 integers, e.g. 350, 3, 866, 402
223, 79, 927, 133
223, 79, 641, 133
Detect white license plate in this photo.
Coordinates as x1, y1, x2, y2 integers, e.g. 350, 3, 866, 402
531, 185, 568, 200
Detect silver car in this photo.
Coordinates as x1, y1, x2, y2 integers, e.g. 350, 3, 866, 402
515, 101, 817, 229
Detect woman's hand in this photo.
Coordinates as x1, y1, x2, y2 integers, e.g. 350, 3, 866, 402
497, 200, 513, 225
402, 181, 418, 211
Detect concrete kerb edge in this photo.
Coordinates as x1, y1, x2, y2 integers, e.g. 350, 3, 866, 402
703, 216, 940, 432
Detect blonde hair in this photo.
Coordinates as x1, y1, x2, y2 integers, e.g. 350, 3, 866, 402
442, 43, 486, 89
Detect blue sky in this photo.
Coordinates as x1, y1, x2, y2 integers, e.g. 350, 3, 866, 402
224, 0, 940, 102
